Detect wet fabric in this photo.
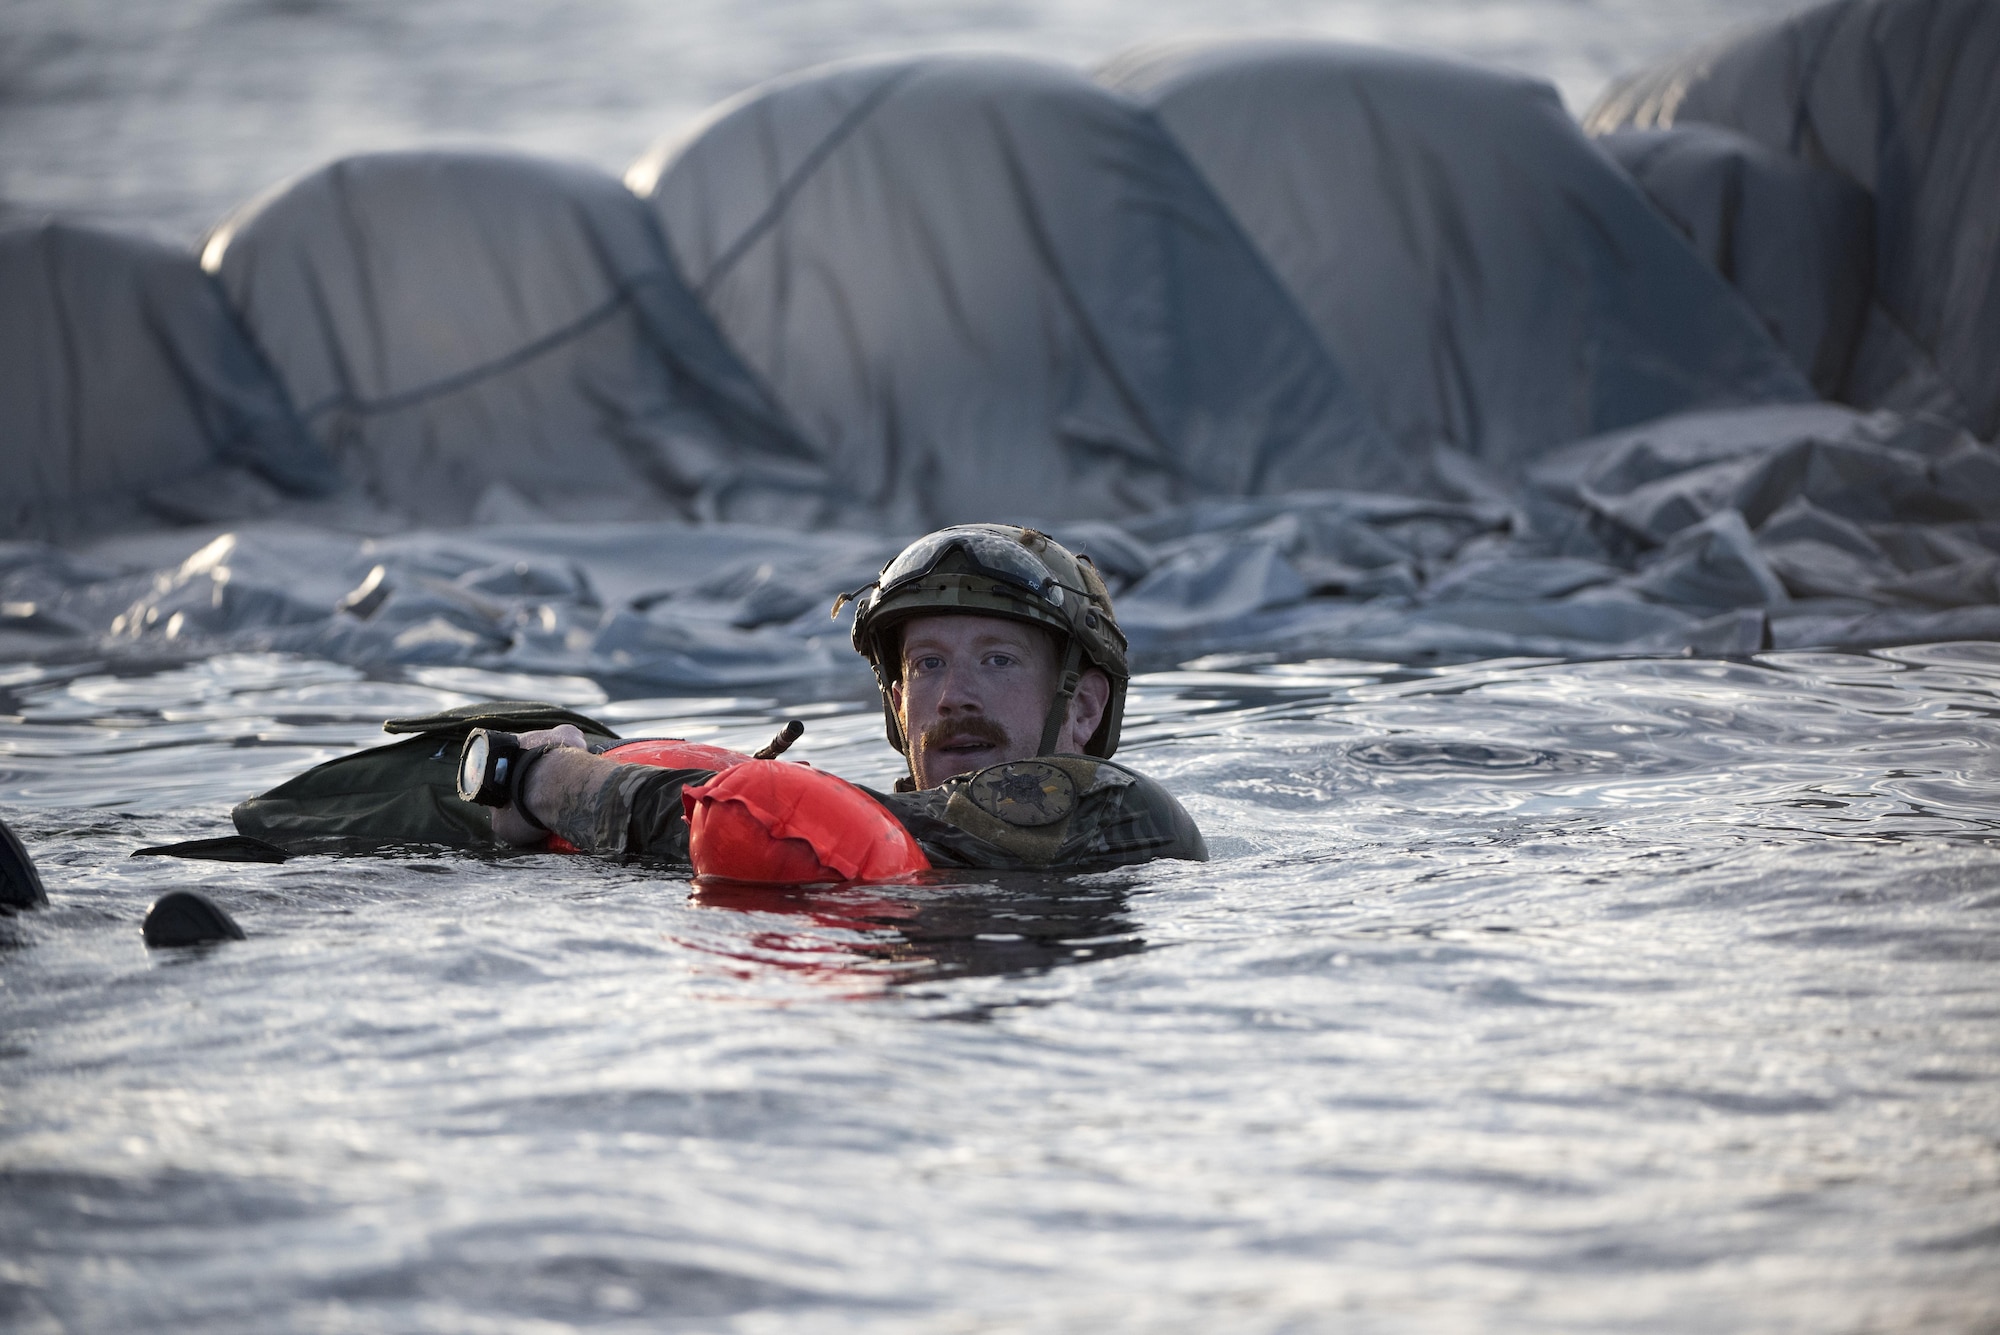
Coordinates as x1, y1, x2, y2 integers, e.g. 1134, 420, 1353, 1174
0, 523, 893, 688
883, 755, 1208, 871
203, 150, 818, 527
232, 702, 620, 850
0, 222, 334, 543
4, 24, 1998, 675
1585, 0, 2000, 440
632, 54, 1410, 528
1097, 40, 1815, 475
1597, 125, 1875, 398
8, 401, 2000, 678
543, 738, 756, 853
1524, 403, 2000, 653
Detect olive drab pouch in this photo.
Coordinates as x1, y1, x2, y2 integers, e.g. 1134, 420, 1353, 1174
231, 701, 620, 850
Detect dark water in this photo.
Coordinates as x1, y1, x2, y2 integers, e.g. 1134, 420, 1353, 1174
4, 646, 1999, 1331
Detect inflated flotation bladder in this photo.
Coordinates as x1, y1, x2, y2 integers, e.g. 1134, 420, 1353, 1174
601, 738, 756, 772
543, 738, 755, 855
684, 760, 931, 884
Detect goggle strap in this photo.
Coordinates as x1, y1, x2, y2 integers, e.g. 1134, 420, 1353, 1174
873, 569, 1092, 626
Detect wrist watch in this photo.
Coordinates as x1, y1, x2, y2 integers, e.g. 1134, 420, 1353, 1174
457, 729, 553, 831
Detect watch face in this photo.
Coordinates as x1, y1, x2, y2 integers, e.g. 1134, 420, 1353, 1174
459, 731, 492, 802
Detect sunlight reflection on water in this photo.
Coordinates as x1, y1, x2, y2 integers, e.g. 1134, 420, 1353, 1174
3, 646, 1999, 1330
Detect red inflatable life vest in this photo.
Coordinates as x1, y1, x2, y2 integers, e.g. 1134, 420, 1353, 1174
684, 760, 931, 885
600, 738, 758, 772
543, 740, 931, 884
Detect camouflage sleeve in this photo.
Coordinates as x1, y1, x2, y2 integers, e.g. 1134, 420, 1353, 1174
571, 765, 715, 862
879, 758, 1207, 870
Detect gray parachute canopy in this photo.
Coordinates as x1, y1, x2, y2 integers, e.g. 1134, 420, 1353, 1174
1595, 125, 1875, 400
202, 149, 820, 527
630, 54, 1412, 530
0, 222, 334, 542
1097, 39, 1816, 477
9, 21, 2000, 683
1586, 0, 2000, 441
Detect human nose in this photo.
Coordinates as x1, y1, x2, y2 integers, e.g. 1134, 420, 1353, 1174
933, 658, 982, 712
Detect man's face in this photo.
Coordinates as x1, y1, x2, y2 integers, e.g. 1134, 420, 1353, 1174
888, 614, 1080, 788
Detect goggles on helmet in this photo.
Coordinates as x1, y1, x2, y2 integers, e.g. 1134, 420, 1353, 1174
869, 527, 1088, 614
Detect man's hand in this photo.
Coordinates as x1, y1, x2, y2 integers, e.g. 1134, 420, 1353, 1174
489, 724, 592, 846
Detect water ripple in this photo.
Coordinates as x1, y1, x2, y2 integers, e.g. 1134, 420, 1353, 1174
3, 647, 1999, 1331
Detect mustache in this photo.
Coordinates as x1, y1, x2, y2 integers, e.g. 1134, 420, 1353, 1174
918, 716, 1011, 752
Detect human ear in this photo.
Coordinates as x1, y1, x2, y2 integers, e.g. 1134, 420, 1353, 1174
1062, 668, 1110, 752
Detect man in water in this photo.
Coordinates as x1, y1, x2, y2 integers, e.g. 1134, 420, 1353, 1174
486, 524, 1206, 870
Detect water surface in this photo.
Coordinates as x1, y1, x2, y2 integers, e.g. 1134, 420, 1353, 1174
4, 647, 1998, 1331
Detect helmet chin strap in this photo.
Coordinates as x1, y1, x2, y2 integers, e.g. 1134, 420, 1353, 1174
886, 668, 919, 792
1037, 638, 1085, 758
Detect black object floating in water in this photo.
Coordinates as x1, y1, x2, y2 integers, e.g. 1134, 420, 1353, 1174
132, 835, 292, 864
143, 890, 246, 948
0, 816, 47, 911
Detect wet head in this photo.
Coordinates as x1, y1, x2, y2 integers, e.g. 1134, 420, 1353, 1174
889, 613, 1107, 788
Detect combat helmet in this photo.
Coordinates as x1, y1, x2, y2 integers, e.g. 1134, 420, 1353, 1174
840, 525, 1130, 767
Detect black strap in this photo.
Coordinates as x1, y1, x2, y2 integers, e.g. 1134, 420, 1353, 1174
510, 745, 554, 832
1038, 638, 1085, 757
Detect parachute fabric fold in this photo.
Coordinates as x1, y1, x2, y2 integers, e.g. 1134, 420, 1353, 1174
202, 150, 818, 526
1596, 125, 1874, 398
1097, 40, 1815, 478
1586, 0, 2000, 440
631, 55, 1407, 529
0, 222, 332, 541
